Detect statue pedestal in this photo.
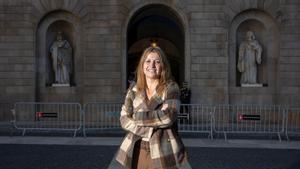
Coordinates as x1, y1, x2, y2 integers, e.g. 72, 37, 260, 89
241, 83, 263, 87
52, 83, 70, 87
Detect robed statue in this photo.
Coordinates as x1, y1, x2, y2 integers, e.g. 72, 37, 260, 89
49, 31, 72, 85
237, 31, 262, 85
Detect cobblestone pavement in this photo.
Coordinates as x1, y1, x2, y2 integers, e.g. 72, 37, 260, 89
1, 144, 300, 169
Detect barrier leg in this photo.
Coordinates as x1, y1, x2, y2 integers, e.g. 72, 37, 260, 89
10, 121, 14, 137
277, 132, 282, 142
83, 126, 86, 137
22, 128, 26, 136
224, 132, 227, 141
285, 131, 290, 141
73, 129, 77, 138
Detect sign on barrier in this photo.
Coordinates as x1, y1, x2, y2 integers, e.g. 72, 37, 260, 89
238, 114, 260, 121
36, 112, 58, 119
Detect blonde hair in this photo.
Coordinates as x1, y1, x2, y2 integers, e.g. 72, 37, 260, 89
135, 46, 172, 96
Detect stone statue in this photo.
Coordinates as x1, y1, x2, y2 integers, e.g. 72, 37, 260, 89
49, 31, 72, 85
237, 31, 262, 85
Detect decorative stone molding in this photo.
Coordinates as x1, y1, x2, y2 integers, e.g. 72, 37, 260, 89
224, 0, 281, 25
31, 0, 87, 21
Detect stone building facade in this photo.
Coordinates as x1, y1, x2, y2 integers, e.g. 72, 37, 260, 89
0, 0, 299, 106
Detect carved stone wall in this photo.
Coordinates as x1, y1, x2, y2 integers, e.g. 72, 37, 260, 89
0, 0, 299, 107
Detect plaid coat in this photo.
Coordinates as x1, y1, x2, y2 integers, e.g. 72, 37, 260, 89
116, 81, 191, 169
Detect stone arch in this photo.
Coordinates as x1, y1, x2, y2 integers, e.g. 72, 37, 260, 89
224, 0, 280, 23
228, 9, 280, 104
36, 10, 81, 101
121, 1, 190, 91
31, 0, 88, 21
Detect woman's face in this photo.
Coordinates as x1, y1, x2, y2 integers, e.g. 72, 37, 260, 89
143, 52, 162, 80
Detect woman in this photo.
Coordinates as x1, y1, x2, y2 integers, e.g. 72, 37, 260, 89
116, 45, 191, 169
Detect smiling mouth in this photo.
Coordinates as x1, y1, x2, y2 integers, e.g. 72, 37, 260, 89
147, 69, 156, 72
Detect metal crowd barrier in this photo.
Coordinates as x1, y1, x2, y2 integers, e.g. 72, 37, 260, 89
83, 102, 122, 136
178, 104, 214, 139
9, 102, 299, 140
212, 105, 286, 141
83, 103, 214, 138
285, 107, 300, 140
11, 102, 82, 137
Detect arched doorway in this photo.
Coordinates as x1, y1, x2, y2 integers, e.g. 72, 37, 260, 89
126, 4, 185, 88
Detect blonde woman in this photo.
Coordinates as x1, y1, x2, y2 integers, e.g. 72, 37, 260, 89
116, 45, 191, 169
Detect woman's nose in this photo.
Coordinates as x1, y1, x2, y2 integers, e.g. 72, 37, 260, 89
151, 61, 156, 67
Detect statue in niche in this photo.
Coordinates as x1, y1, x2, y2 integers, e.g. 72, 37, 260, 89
49, 31, 72, 86
237, 31, 263, 86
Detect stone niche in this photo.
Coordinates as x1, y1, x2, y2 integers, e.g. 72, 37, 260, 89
236, 19, 267, 87
46, 20, 74, 86
229, 10, 280, 105
36, 10, 80, 102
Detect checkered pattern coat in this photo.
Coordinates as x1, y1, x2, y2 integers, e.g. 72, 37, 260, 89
116, 81, 191, 169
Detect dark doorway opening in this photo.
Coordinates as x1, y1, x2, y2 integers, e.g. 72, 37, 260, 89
127, 4, 185, 88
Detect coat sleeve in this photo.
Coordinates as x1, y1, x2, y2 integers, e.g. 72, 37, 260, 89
120, 88, 153, 139
134, 82, 180, 128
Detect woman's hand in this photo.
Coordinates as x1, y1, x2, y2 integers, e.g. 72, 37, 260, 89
161, 104, 168, 111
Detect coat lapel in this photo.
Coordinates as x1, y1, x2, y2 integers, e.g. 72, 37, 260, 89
147, 91, 163, 110
133, 89, 163, 112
